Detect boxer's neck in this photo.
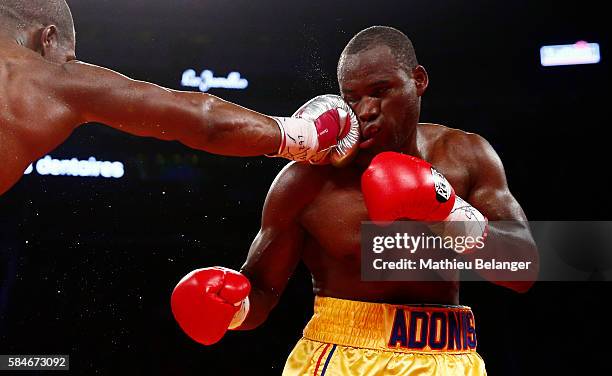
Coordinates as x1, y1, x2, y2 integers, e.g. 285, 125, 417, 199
354, 123, 420, 169
0, 26, 34, 50
399, 124, 420, 158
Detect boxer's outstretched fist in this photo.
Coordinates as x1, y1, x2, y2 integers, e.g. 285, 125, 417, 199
271, 95, 360, 167
171, 267, 250, 345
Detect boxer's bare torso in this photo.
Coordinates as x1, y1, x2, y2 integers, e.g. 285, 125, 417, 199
239, 117, 535, 332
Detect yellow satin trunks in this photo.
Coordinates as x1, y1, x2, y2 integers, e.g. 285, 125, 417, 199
283, 297, 487, 376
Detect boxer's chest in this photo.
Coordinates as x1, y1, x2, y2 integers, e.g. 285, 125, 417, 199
301, 177, 366, 258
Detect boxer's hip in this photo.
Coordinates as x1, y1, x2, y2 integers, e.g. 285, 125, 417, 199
283, 296, 486, 375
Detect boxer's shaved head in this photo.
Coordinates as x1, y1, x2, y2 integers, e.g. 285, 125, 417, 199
0, 0, 75, 45
338, 26, 418, 76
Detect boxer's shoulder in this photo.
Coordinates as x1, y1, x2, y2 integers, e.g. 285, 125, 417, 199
419, 123, 494, 163
266, 162, 334, 211
419, 122, 482, 144
0, 44, 70, 95
273, 161, 334, 184
418, 123, 500, 195
0, 40, 49, 68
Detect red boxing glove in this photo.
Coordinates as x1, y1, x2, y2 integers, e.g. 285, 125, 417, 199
171, 267, 251, 345
361, 152, 456, 222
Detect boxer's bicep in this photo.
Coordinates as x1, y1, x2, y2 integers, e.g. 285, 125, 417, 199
58, 61, 199, 135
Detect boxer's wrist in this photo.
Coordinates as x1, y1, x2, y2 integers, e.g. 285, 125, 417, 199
267, 116, 322, 162
228, 296, 250, 330
446, 196, 488, 235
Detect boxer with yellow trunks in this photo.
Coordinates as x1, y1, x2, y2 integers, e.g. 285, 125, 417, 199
170, 26, 537, 375
284, 297, 485, 376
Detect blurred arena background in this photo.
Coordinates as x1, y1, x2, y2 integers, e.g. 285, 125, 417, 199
1, 0, 608, 374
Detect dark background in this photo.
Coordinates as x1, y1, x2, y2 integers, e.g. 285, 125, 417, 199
1, 0, 609, 374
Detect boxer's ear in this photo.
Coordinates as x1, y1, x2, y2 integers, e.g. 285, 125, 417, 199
40, 25, 59, 57
412, 65, 429, 97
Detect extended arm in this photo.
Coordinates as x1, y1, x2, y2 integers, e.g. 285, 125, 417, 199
56, 62, 360, 163
59, 61, 280, 156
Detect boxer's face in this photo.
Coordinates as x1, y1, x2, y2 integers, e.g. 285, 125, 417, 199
338, 45, 427, 162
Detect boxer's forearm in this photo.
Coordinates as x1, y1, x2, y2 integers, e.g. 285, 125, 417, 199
155, 91, 281, 156
463, 222, 539, 292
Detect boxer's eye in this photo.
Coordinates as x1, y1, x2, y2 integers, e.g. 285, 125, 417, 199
372, 87, 389, 98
